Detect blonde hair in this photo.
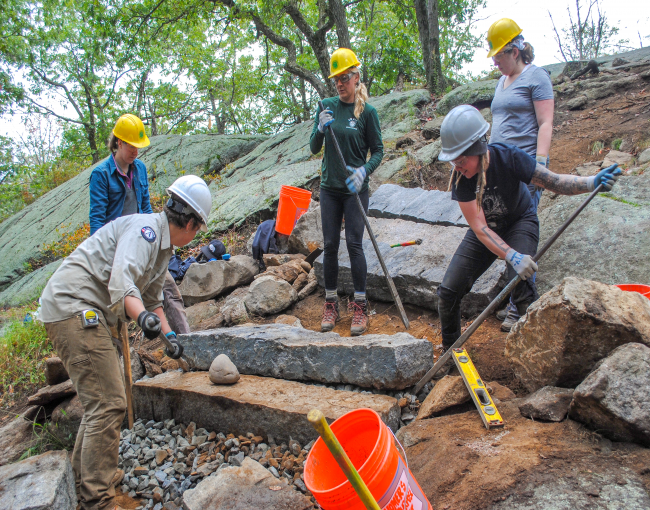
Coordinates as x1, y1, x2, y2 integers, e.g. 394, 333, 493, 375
447, 153, 490, 211
349, 67, 368, 119
504, 41, 535, 65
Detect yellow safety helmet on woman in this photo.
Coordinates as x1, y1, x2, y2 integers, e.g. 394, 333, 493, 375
486, 18, 522, 58
112, 114, 150, 148
329, 48, 361, 78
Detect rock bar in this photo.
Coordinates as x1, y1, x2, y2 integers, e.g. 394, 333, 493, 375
180, 324, 433, 390
132, 372, 400, 444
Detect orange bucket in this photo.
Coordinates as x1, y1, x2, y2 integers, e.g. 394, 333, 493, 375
275, 185, 312, 235
304, 409, 433, 510
615, 284, 650, 299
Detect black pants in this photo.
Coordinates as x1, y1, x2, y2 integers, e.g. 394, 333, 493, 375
320, 187, 369, 293
438, 215, 540, 348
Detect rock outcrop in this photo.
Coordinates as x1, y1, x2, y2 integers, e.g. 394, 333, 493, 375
569, 343, 650, 446
435, 79, 499, 115
505, 277, 650, 392
0, 259, 62, 307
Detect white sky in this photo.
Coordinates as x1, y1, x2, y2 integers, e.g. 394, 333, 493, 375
2, 0, 648, 143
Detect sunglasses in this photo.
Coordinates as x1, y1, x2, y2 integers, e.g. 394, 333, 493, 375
492, 49, 513, 62
332, 72, 355, 85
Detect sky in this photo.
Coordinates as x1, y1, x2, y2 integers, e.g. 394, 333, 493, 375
461, 0, 650, 76
2, 0, 649, 143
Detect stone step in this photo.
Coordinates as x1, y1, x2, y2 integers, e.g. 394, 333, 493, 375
314, 217, 507, 316
180, 324, 433, 390
132, 372, 400, 445
368, 184, 469, 228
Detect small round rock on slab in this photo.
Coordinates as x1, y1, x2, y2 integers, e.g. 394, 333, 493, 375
209, 354, 240, 384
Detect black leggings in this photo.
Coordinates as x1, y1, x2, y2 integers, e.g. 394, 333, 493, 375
320, 187, 369, 293
437, 215, 540, 348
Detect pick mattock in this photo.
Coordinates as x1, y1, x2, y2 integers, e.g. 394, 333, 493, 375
414, 183, 607, 394
318, 100, 409, 329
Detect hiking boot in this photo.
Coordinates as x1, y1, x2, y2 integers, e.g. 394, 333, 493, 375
321, 299, 340, 332
349, 300, 369, 336
433, 346, 453, 379
111, 468, 125, 487
500, 308, 520, 332
496, 302, 516, 321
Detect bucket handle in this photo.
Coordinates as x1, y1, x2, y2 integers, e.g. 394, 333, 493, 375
389, 428, 409, 471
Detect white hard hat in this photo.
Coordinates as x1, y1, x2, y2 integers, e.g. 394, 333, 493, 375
166, 175, 212, 232
438, 105, 490, 162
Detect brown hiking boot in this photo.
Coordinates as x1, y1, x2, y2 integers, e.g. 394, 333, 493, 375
111, 468, 125, 487
321, 299, 340, 332
349, 300, 368, 336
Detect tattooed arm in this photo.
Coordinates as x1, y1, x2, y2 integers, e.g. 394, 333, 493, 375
458, 201, 511, 259
530, 163, 592, 195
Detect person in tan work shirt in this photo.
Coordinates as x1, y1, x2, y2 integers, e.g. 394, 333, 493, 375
40, 175, 212, 510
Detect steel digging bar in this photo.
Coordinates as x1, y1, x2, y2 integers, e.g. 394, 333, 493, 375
318, 101, 409, 329
414, 184, 606, 394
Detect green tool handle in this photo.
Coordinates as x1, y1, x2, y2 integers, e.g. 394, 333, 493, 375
307, 409, 381, 510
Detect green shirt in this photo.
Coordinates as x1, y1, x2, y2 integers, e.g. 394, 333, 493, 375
310, 97, 384, 195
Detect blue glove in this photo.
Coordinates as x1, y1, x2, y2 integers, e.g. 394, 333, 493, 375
318, 109, 334, 133
591, 164, 621, 191
345, 165, 367, 194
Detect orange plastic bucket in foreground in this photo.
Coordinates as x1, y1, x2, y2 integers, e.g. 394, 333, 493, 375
614, 284, 650, 299
304, 408, 433, 510
275, 185, 312, 235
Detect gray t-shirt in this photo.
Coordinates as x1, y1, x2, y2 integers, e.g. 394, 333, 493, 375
489, 65, 554, 157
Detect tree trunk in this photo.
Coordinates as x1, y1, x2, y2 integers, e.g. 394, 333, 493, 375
426, 0, 445, 94
330, 0, 351, 48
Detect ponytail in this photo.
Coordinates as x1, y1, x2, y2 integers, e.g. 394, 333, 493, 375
520, 42, 535, 64
351, 68, 368, 119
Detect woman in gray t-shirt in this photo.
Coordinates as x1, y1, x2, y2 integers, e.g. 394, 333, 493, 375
486, 18, 555, 330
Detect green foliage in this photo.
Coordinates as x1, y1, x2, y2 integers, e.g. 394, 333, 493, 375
20, 421, 74, 460
612, 138, 622, 151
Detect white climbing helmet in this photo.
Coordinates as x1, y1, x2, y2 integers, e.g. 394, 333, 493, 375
166, 175, 212, 231
438, 105, 490, 162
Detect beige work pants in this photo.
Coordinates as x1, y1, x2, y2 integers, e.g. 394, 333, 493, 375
45, 314, 126, 510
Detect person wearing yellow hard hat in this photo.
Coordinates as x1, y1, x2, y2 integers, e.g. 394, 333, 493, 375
486, 18, 555, 331
310, 48, 384, 336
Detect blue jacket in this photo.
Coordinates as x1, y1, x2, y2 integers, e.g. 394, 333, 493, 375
89, 156, 153, 235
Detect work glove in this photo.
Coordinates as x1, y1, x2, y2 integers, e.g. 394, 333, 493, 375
137, 311, 161, 340
318, 109, 334, 133
590, 164, 622, 191
505, 248, 538, 281
164, 331, 184, 360
345, 165, 367, 194
535, 154, 548, 167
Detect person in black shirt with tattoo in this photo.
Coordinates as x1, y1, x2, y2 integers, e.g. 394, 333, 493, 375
436, 105, 621, 362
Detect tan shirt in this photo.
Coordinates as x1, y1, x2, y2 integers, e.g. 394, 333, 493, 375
40, 212, 173, 326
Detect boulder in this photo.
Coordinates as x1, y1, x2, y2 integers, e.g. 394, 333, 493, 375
0, 259, 63, 307
536, 172, 650, 295
274, 314, 302, 327
410, 140, 442, 167
243, 275, 297, 316
638, 147, 650, 165
369, 156, 408, 193
506, 277, 650, 392
183, 457, 312, 510
314, 217, 506, 315
368, 89, 430, 141
368, 184, 468, 227
0, 407, 37, 466
51, 395, 84, 442
181, 324, 433, 389
258, 259, 305, 284
45, 356, 69, 386
417, 376, 470, 419
518, 386, 574, 422
185, 300, 220, 328
287, 203, 323, 255
421, 117, 444, 140
436, 79, 499, 115
27, 379, 76, 406
209, 354, 240, 385
263, 253, 305, 266
574, 160, 602, 176
220, 287, 250, 326
569, 343, 650, 445
0, 450, 77, 509
179, 256, 259, 306
132, 371, 401, 444
602, 149, 634, 169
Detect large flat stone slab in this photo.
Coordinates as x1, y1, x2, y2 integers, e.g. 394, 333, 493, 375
0, 450, 77, 509
132, 372, 400, 444
180, 324, 433, 389
368, 184, 468, 227
314, 217, 507, 315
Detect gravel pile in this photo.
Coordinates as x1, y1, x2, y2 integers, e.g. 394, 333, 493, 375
118, 418, 315, 509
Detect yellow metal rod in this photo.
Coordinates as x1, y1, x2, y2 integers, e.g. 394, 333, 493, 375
307, 409, 381, 510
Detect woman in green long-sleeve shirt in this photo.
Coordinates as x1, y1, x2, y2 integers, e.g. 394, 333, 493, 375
309, 48, 384, 336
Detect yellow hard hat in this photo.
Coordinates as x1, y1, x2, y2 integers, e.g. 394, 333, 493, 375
112, 114, 150, 148
329, 48, 361, 79
486, 18, 523, 58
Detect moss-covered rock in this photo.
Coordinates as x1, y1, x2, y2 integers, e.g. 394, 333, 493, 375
436, 79, 498, 115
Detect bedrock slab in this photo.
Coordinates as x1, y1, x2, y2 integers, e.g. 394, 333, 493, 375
180, 324, 433, 390
314, 217, 507, 315
132, 372, 400, 444
368, 184, 468, 227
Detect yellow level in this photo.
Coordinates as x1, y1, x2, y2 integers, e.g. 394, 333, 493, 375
452, 348, 504, 429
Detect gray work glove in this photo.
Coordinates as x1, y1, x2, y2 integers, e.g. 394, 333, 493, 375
318, 109, 334, 133
137, 311, 161, 340
505, 248, 538, 281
